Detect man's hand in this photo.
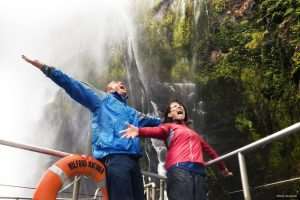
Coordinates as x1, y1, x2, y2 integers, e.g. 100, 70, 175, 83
120, 124, 139, 139
22, 55, 44, 69
222, 168, 233, 177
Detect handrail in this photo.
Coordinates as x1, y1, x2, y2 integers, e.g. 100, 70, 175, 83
206, 122, 300, 166
0, 197, 97, 200
0, 139, 92, 200
0, 183, 101, 199
0, 139, 70, 158
0, 138, 168, 180
142, 170, 166, 180
2, 122, 300, 200
0, 198, 72, 200
0, 138, 166, 199
0, 137, 169, 181
0, 198, 95, 200
206, 122, 300, 200
229, 176, 300, 194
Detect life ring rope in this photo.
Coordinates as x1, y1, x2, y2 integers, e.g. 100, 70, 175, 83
48, 164, 70, 184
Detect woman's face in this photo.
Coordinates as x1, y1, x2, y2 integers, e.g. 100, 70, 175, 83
167, 102, 186, 121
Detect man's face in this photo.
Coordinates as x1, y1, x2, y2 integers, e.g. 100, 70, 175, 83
167, 102, 186, 121
106, 81, 127, 97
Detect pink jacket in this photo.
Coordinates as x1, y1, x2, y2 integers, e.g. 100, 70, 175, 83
139, 123, 226, 171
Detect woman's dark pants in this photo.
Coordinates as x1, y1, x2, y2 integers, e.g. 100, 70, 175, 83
167, 167, 208, 200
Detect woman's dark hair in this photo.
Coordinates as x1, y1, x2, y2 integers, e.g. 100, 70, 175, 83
163, 100, 189, 123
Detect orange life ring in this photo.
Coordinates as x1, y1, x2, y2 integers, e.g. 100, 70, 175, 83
33, 154, 109, 200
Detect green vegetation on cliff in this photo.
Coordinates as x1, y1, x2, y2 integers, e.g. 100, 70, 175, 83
131, 0, 300, 198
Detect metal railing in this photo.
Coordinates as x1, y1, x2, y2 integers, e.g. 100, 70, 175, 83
206, 122, 300, 200
228, 176, 300, 195
0, 183, 99, 200
1, 122, 300, 200
0, 139, 99, 200
142, 171, 166, 200
0, 138, 167, 200
0, 198, 74, 200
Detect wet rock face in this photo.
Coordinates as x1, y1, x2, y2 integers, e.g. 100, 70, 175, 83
227, 0, 255, 18
210, 50, 222, 64
149, 82, 204, 126
237, 0, 254, 17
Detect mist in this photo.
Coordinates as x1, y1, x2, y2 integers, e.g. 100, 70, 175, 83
0, 0, 136, 197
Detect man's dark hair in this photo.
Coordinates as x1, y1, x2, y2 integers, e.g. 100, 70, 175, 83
163, 100, 189, 123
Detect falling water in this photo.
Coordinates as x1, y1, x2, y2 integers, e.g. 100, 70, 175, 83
0, 0, 209, 198
150, 101, 168, 176
125, 52, 206, 175
123, 0, 209, 177
0, 0, 139, 197
155, 0, 209, 72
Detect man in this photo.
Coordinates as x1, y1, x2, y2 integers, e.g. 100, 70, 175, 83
22, 55, 160, 200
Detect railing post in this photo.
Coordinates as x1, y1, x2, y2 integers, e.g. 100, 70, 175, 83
159, 179, 164, 200
152, 183, 156, 200
72, 176, 80, 200
238, 152, 251, 200
73, 115, 92, 200
146, 186, 150, 200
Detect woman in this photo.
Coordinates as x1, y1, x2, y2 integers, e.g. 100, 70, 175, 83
122, 100, 232, 200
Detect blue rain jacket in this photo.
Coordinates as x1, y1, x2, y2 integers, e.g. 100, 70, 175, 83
42, 66, 160, 159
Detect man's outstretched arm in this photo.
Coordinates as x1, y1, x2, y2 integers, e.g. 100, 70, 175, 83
22, 55, 105, 111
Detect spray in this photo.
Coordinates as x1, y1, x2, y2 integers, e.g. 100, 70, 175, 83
0, 0, 138, 197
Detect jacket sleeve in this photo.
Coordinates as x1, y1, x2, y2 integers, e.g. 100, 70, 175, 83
41, 65, 105, 111
138, 124, 170, 140
137, 112, 161, 127
200, 137, 227, 171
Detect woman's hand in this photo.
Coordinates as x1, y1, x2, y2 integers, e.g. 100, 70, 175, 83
222, 168, 233, 177
120, 124, 139, 139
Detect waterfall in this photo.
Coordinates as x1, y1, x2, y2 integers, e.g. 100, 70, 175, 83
124, 44, 205, 175
150, 101, 168, 176
0, 0, 139, 197
122, 0, 208, 177
0, 0, 209, 197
